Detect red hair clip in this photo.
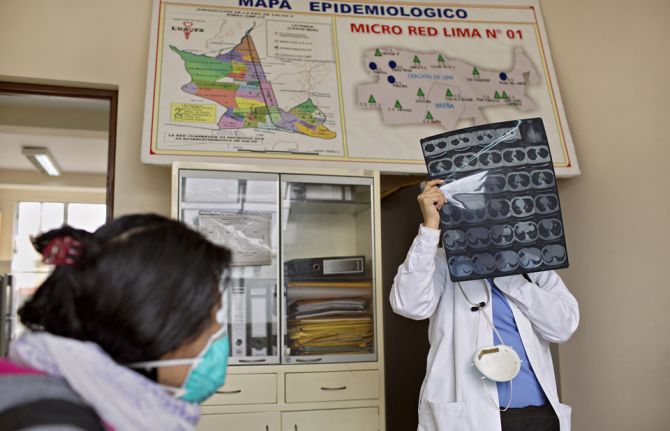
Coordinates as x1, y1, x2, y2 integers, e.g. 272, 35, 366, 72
42, 236, 83, 266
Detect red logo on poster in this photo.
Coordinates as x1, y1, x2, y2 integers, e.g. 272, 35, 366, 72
171, 21, 204, 39
182, 21, 194, 40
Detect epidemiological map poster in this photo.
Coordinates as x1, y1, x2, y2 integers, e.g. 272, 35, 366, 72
142, 0, 579, 176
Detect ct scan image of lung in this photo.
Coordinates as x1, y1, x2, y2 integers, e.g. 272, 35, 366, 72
421, 118, 569, 281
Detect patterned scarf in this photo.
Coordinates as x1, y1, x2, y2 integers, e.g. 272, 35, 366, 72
9, 332, 200, 431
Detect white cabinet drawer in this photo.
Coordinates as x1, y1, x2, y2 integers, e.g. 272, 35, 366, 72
203, 373, 276, 406
285, 370, 380, 403
198, 412, 280, 431
282, 408, 378, 431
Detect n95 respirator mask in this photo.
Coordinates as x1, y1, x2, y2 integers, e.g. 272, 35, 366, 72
473, 344, 521, 382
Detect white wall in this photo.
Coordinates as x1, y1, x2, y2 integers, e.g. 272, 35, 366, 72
0, 0, 172, 218
541, 0, 670, 429
1, 1, 669, 430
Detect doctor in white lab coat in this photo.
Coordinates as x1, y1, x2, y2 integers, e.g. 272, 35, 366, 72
390, 179, 579, 431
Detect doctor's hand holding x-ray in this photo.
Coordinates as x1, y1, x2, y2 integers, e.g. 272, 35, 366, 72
390, 178, 579, 431
417, 179, 446, 229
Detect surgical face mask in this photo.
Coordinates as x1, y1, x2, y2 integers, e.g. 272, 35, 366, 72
181, 331, 230, 403
130, 328, 230, 404
130, 299, 231, 404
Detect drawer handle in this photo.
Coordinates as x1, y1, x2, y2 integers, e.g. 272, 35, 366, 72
217, 389, 242, 394
296, 357, 322, 363
239, 358, 266, 363
320, 386, 347, 391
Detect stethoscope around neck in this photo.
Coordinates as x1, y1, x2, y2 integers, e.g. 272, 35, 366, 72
462, 281, 490, 312
457, 279, 521, 412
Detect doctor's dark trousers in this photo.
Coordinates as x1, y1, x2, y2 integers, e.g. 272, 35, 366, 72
500, 404, 559, 431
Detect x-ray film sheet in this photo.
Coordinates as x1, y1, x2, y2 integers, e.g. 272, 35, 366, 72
420, 118, 569, 282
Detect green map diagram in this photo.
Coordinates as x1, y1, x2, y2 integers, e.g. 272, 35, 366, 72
171, 30, 336, 139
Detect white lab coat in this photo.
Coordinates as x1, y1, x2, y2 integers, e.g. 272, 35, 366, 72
390, 226, 579, 431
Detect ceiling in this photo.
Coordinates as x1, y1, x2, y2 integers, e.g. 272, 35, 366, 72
0, 92, 109, 175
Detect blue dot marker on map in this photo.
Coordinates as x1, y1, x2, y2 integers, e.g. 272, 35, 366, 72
499, 72, 508, 81
389, 60, 397, 69
369, 62, 378, 70
387, 76, 396, 84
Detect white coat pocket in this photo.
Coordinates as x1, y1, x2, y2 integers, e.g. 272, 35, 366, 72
557, 403, 572, 431
418, 400, 470, 431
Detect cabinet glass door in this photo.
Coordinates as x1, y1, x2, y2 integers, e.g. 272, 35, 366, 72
280, 174, 376, 364
178, 169, 280, 364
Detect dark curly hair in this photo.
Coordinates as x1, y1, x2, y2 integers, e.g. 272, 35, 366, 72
20, 214, 231, 365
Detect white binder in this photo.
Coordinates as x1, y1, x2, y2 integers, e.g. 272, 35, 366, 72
230, 285, 247, 357
249, 286, 269, 356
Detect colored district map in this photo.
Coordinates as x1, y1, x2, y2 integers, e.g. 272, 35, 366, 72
170, 31, 336, 139
357, 47, 540, 130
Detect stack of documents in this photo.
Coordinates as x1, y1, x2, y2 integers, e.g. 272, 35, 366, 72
288, 316, 373, 355
286, 280, 373, 301
286, 279, 373, 355
289, 297, 369, 319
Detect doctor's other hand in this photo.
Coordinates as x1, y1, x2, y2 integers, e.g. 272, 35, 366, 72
418, 179, 446, 230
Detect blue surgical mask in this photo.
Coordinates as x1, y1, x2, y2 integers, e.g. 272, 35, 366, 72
180, 331, 230, 403
129, 328, 230, 404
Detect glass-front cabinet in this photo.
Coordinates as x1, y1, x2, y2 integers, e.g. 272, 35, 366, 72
174, 165, 378, 365
178, 169, 280, 365
281, 175, 375, 364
